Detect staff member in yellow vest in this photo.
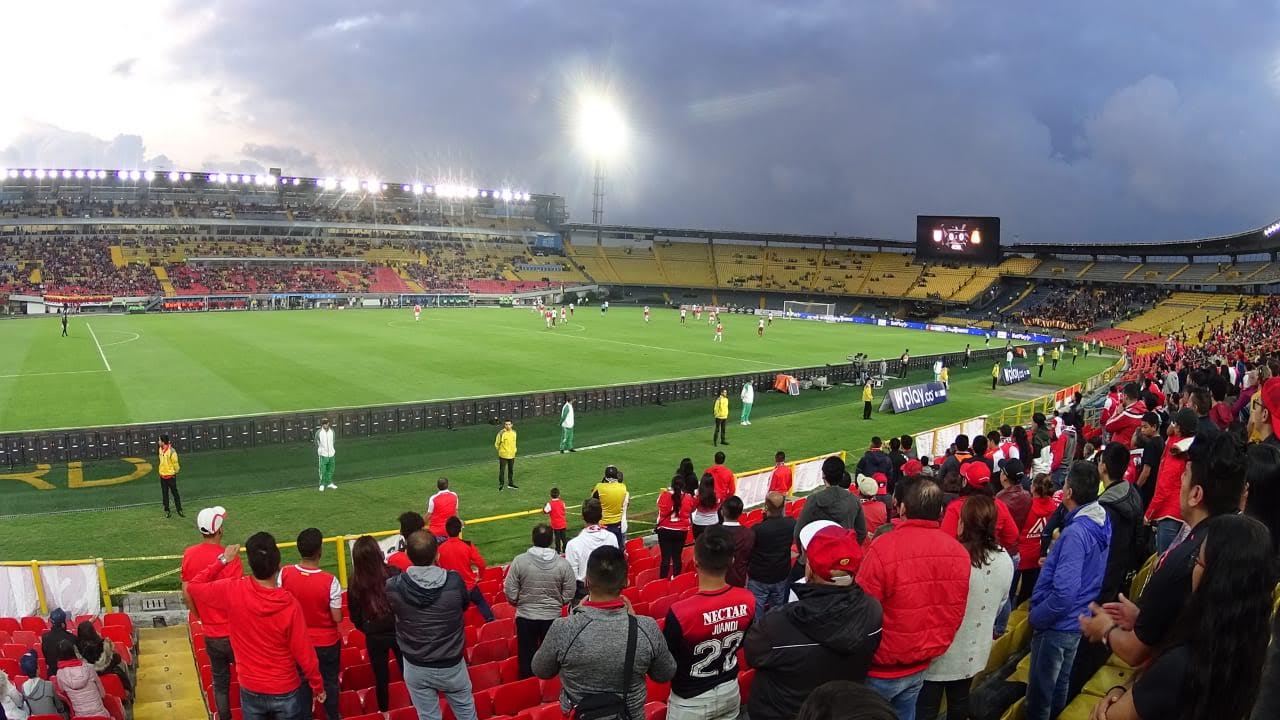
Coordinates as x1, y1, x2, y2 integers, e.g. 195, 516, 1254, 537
592, 465, 630, 548
940, 364, 950, 389
495, 421, 519, 491
158, 433, 183, 518
992, 363, 1001, 391
713, 390, 730, 446
863, 380, 874, 420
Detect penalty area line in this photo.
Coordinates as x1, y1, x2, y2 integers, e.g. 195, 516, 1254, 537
86, 323, 112, 372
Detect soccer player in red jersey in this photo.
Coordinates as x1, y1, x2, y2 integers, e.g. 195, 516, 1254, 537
662, 526, 756, 720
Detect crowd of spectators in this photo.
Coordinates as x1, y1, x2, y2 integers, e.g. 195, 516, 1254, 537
0, 235, 159, 296
1020, 285, 1163, 331
168, 263, 379, 295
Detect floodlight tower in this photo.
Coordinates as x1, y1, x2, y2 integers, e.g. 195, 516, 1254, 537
575, 94, 627, 245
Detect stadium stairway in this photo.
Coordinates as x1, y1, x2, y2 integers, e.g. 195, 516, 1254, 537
152, 266, 177, 297
110, 245, 127, 269
132, 625, 207, 720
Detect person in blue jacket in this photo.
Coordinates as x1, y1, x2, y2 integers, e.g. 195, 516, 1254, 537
1025, 460, 1110, 720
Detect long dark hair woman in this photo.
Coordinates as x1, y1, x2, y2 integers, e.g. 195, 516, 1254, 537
76, 621, 133, 702
657, 473, 697, 577
676, 457, 699, 495
691, 473, 721, 539
347, 535, 404, 713
1012, 425, 1033, 467
1090, 514, 1275, 720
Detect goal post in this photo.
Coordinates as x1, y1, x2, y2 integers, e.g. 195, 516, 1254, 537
782, 300, 836, 318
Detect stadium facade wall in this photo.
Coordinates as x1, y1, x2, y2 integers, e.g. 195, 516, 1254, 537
0, 348, 1025, 467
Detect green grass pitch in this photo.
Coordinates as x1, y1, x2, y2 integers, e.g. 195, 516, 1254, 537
0, 307, 1110, 595
0, 306, 998, 431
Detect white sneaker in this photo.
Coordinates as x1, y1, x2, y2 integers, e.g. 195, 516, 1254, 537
318, 485, 325, 492
327, 483, 338, 490
740, 421, 748, 426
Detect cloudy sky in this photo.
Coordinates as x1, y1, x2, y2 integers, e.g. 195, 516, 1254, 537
2, 1, 1278, 244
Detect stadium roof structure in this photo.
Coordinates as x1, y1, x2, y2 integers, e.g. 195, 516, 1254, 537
561, 222, 912, 251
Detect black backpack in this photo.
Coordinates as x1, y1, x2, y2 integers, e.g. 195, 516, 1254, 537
569, 616, 638, 720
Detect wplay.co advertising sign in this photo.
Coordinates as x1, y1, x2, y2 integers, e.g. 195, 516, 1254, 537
1002, 364, 1032, 385
880, 381, 949, 414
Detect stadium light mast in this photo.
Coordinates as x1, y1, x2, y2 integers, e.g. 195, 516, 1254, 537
575, 93, 627, 245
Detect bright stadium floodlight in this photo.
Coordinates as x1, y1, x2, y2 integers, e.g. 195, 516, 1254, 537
468, 186, 478, 199
214, 172, 227, 184
291, 177, 300, 186
34, 169, 46, 180
9, 169, 19, 178
342, 177, 358, 191
144, 170, 156, 182
412, 182, 424, 195
129, 170, 142, 181
168, 171, 179, 182
575, 93, 628, 161
425, 185, 434, 195
182, 172, 192, 181
95, 170, 105, 179
366, 178, 380, 192
23, 169, 33, 179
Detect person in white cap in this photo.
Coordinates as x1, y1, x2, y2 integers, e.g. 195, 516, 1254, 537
316, 418, 337, 492
181, 507, 242, 720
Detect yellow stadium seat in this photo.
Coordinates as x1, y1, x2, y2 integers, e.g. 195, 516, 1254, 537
1009, 652, 1031, 684
1000, 697, 1025, 720
975, 632, 1014, 685
1105, 653, 1134, 671
1082, 665, 1133, 698
1057, 693, 1099, 720
1129, 553, 1157, 600
1010, 618, 1032, 652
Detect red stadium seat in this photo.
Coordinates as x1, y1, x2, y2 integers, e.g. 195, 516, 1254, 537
0, 619, 17, 634
344, 628, 366, 649
387, 681, 413, 710
490, 602, 516, 620
669, 573, 697, 595
103, 694, 126, 720
340, 646, 366, 669
10, 631, 37, 648
19, 617, 48, 633
634, 569, 659, 590
639, 580, 670, 605
468, 639, 509, 665
29, 715, 68, 720
540, 675, 561, 704
103, 612, 134, 636
339, 691, 365, 717
533, 704, 563, 720
346, 714, 383, 720
0, 659, 20, 679
465, 626, 479, 648
340, 663, 376, 692
115, 645, 132, 667
738, 668, 756, 704
101, 625, 132, 649
645, 702, 666, 720
646, 678, 670, 702
625, 537, 646, 554
464, 607, 487, 627
477, 618, 515, 645
493, 677, 542, 716
100, 672, 127, 700
1, 645, 27, 659
631, 602, 650, 618
498, 656, 521, 683
0, 631, 8, 646
389, 708, 417, 720
481, 566, 506, 584
477, 580, 502, 600
648, 595, 676, 621
468, 661, 503, 692
472, 690, 495, 720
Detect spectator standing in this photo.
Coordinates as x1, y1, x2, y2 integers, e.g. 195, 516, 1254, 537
691, 475, 721, 539
939, 462, 1021, 554
543, 488, 569, 554
862, 380, 874, 420
1146, 409, 1195, 554
426, 478, 458, 540
565, 499, 619, 598
505, 524, 576, 679
53, 638, 107, 719
181, 506, 242, 720
1132, 413, 1164, 509
747, 492, 795, 618
533, 546, 675, 720
916, 496, 1014, 720
718, 497, 754, 587
854, 437, 893, 479
740, 380, 755, 426
796, 456, 867, 544
1250, 377, 1280, 448
856, 479, 970, 720
1105, 383, 1148, 448
40, 610, 74, 679
996, 459, 1032, 530
348, 535, 404, 714
767, 451, 793, 496
387, 511, 426, 572
436, 517, 495, 622
386, 531, 477, 720
315, 418, 337, 492
1096, 443, 1144, 604
1092, 515, 1275, 720
745, 523, 883, 720
278, 528, 343, 720
560, 398, 575, 453
657, 475, 696, 578
158, 433, 183, 518
712, 389, 730, 445
1025, 462, 1109, 720
185, 533, 324, 719
663, 527, 756, 720
888, 438, 907, 495
855, 475, 889, 538
494, 420, 518, 490
901, 434, 916, 460
705, 452, 736, 504
592, 466, 630, 548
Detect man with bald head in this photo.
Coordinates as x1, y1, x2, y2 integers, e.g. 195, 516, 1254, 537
747, 492, 796, 618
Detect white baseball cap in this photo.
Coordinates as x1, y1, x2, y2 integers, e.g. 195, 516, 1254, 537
197, 506, 227, 535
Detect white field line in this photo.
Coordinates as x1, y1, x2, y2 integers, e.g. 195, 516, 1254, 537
86, 323, 112, 372
0, 369, 110, 380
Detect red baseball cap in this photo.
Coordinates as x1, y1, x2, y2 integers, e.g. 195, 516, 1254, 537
872, 472, 888, 495
901, 459, 924, 477
1261, 378, 1280, 424
961, 461, 992, 489
805, 525, 863, 584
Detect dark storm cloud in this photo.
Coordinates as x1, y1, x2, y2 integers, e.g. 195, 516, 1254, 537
21, 1, 1280, 244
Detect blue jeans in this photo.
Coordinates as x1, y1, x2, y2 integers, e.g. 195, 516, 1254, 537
240, 685, 305, 720
469, 586, 495, 623
993, 553, 1020, 636
867, 670, 926, 720
1026, 629, 1080, 720
403, 659, 477, 720
747, 578, 788, 619
1154, 519, 1184, 557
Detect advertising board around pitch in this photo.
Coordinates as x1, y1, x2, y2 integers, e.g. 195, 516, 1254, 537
879, 380, 949, 414
1002, 364, 1032, 385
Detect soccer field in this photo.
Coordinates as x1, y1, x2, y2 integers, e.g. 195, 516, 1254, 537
0, 306, 1001, 431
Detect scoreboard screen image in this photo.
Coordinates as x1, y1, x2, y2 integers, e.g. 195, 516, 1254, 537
916, 216, 1001, 262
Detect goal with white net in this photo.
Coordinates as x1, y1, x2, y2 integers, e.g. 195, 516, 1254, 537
782, 300, 837, 319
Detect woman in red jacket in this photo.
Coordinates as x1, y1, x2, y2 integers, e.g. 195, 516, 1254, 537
940, 462, 1021, 553
656, 474, 697, 577
1014, 473, 1060, 604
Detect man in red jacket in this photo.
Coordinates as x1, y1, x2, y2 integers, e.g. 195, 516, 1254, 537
856, 478, 970, 720
181, 507, 241, 720
279, 528, 343, 720
705, 451, 736, 503
436, 516, 496, 621
185, 532, 324, 719
1103, 382, 1146, 448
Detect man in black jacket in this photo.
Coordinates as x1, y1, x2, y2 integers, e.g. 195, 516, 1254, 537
386, 531, 477, 720
39, 608, 74, 679
744, 524, 883, 720
747, 492, 796, 618
855, 437, 894, 480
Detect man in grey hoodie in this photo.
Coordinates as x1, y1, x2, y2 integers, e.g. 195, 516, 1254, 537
533, 545, 676, 720
795, 456, 867, 544
386, 530, 477, 720
505, 523, 577, 679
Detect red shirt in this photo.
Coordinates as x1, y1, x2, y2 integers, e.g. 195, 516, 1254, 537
386, 551, 411, 572
1017, 496, 1060, 571
706, 464, 736, 503
436, 537, 486, 590
545, 498, 568, 530
427, 491, 459, 536
1146, 441, 1187, 523
182, 543, 243, 638
768, 464, 793, 495
940, 497, 1020, 553
279, 565, 342, 647
662, 585, 756, 699
656, 491, 696, 533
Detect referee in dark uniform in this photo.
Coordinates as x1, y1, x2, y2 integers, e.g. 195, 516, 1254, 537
61, 312, 68, 337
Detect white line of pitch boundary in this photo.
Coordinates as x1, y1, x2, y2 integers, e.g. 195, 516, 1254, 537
0, 369, 110, 380
86, 323, 112, 372
515, 324, 779, 366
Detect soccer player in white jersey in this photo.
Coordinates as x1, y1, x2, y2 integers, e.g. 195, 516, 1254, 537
560, 307, 567, 324
644, 306, 651, 323
680, 307, 687, 324
757, 318, 765, 337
